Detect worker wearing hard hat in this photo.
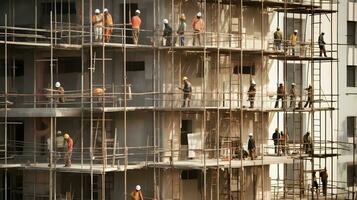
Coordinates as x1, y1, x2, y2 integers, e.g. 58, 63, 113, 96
131, 10, 142, 45
247, 133, 256, 160
178, 76, 192, 107
192, 12, 205, 46
46, 81, 65, 104
162, 19, 173, 46
289, 83, 297, 108
247, 80, 256, 108
274, 82, 285, 109
92, 9, 103, 41
103, 8, 113, 42
130, 185, 144, 200
290, 29, 298, 55
63, 133, 73, 167
273, 27, 283, 51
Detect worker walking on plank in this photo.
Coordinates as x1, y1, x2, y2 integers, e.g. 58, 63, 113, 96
304, 84, 313, 108
318, 32, 327, 57
131, 10, 142, 45
178, 76, 192, 107
247, 80, 256, 108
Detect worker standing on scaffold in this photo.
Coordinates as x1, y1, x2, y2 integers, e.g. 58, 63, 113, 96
103, 8, 113, 43
131, 10, 142, 45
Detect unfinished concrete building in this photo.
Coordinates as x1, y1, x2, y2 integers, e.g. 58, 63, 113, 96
0, 0, 352, 199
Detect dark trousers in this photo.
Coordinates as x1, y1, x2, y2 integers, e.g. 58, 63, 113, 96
164, 36, 172, 46
274, 143, 279, 154
249, 148, 256, 160
179, 35, 185, 46
319, 45, 327, 57
249, 97, 255, 108
275, 96, 285, 108
304, 97, 312, 108
322, 180, 327, 195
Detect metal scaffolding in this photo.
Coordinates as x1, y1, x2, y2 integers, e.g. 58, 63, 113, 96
0, 0, 354, 199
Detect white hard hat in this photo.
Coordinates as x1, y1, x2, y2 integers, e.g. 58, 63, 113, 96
291, 83, 296, 86
163, 19, 168, 24
183, 76, 188, 81
249, 133, 253, 137
136, 185, 141, 190
197, 12, 202, 17
103, 8, 108, 13
55, 82, 61, 88
135, 10, 141, 14
294, 29, 298, 33
251, 80, 256, 85
95, 9, 100, 14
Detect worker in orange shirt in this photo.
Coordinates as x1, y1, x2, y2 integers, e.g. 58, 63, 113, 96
131, 10, 142, 45
130, 185, 144, 200
63, 133, 73, 167
92, 9, 103, 41
192, 12, 205, 46
103, 8, 113, 42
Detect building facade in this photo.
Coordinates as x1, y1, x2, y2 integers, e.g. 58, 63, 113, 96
0, 0, 351, 199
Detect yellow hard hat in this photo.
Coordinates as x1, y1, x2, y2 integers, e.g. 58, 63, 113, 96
64, 133, 69, 139
183, 76, 188, 81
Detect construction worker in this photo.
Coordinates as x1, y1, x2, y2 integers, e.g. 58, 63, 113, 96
272, 128, 280, 155
177, 14, 186, 46
103, 8, 113, 43
312, 171, 319, 195
56, 131, 65, 162
290, 29, 298, 55
192, 12, 205, 46
320, 168, 328, 196
273, 27, 283, 51
130, 185, 144, 200
47, 135, 51, 167
289, 83, 297, 108
247, 80, 256, 108
131, 10, 142, 45
92, 9, 103, 41
318, 32, 327, 57
247, 133, 256, 160
303, 132, 312, 154
163, 19, 173, 46
46, 81, 65, 103
280, 131, 287, 155
63, 133, 73, 167
304, 84, 313, 108
178, 77, 192, 107
274, 83, 285, 108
